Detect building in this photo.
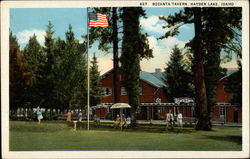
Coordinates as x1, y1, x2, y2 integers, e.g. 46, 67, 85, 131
212, 70, 242, 123
93, 68, 195, 120
93, 68, 241, 123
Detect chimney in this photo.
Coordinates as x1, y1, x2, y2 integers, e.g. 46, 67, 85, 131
155, 68, 162, 73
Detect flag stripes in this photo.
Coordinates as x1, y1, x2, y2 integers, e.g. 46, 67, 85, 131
89, 13, 108, 28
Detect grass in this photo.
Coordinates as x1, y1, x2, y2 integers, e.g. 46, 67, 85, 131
9, 120, 242, 151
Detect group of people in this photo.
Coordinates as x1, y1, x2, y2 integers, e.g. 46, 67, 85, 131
114, 114, 131, 128
33, 106, 183, 130
166, 109, 183, 130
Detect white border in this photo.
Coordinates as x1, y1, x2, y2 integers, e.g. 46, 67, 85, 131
1, 1, 249, 158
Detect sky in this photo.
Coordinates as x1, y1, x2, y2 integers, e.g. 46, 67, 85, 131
10, 8, 238, 74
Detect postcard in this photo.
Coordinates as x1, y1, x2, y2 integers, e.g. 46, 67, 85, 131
1, 0, 249, 158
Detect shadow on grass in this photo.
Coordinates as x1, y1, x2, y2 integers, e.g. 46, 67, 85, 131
10, 121, 68, 133
10, 121, 194, 134
76, 122, 194, 134
205, 135, 242, 145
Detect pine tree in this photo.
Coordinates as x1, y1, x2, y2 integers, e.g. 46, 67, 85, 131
159, 7, 242, 130
90, 54, 103, 106
41, 21, 56, 118
23, 34, 45, 106
53, 24, 88, 110
121, 7, 153, 124
192, 8, 209, 130
9, 31, 26, 114
163, 45, 193, 101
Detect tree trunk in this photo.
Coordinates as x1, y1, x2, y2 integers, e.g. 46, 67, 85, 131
193, 8, 211, 130
112, 7, 120, 104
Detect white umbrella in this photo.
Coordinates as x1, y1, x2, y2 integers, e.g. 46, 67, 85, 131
111, 103, 131, 109
111, 103, 131, 130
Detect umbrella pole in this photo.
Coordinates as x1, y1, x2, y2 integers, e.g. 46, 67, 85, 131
120, 109, 122, 130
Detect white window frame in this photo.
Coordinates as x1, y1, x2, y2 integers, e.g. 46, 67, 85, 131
220, 106, 225, 116
121, 87, 142, 95
103, 87, 112, 96
121, 87, 128, 95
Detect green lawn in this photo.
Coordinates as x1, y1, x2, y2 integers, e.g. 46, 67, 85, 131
9, 121, 242, 151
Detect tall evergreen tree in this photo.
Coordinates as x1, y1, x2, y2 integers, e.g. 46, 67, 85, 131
159, 7, 241, 130
202, 8, 240, 116
9, 31, 26, 114
90, 54, 103, 106
40, 21, 57, 118
121, 7, 153, 123
53, 25, 88, 110
192, 8, 209, 130
23, 34, 45, 106
163, 45, 193, 101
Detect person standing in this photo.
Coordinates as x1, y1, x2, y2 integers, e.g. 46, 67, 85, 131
177, 111, 183, 130
34, 106, 43, 124
166, 109, 174, 131
78, 110, 83, 122
67, 110, 72, 121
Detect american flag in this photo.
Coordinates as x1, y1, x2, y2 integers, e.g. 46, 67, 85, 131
89, 12, 108, 28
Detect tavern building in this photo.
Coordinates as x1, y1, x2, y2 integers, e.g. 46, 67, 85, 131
92, 68, 241, 123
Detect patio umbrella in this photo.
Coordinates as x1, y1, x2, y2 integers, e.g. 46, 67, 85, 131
111, 103, 131, 130
111, 103, 131, 109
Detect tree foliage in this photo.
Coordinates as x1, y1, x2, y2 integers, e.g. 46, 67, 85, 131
53, 25, 88, 110
163, 45, 194, 101
90, 54, 103, 106
23, 34, 46, 106
159, 7, 242, 130
9, 22, 88, 118
121, 7, 153, 120
88, 7, 121, 103
9, 31, 27, 111
224, 67, 242, 106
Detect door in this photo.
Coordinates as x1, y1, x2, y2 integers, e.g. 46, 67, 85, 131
140, 106, 147, 120
234, 110, 238, 123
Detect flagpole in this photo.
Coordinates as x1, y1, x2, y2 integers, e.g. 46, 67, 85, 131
87, 7, 90, 131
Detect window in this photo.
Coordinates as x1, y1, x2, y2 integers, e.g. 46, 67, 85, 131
103, 88, 112, 96
119, 75, 123, 81
121, 87, 128, 95
159, 106, 165, 113
121, 87, 142, 95
220, 107, 225, 116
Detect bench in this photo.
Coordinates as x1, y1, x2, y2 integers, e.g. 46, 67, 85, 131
211, 117, 225, 125
182, 117, 197, 126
